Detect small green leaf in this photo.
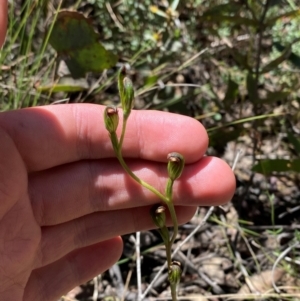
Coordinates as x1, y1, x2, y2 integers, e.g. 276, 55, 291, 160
36, 77, 89, 92
246, 72, 258, 102
261, 45, 292, 73
228, 48, 251, 70
274, 42, 300, 68
223, 77, 239, 108
252, 159, 300, 174
49, 11, 118, 79
209, 127, 243, 148
202, 14, 257, 27
287, 132, 300, 153
203, 3, 241, 15
144, 75, 159, 87
254, 91, 290, 104
149, 5, 168, 18
266, 9, 300, 26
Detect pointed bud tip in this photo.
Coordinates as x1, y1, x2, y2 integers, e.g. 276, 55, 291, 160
156, 206, 166, 215
106, 105, 118, 115
167, 152, 185, 181
150, 204, 167, 229
167, 152, 184, 162
104, 105, 119, 133
172, 261, 181, 267
120, 65, 127, 76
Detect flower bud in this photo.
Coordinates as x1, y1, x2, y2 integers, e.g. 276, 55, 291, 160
168, 261, 182, 285
167, 152, 185, 181
123, 77, 134, 117
150, 204, 166, 229
104, 106, 119, 133
118, 65, 127, 103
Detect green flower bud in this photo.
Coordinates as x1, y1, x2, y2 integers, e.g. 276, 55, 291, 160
118, 65, 127, 105
167, 152, 185, 181
150, 205, 170, 244
150, 204, 167, 229
168, 261, 182, 285
122, 77, 134, 117
104, 106, 119, 133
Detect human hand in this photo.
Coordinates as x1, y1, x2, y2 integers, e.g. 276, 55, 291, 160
0, 3, 235, 301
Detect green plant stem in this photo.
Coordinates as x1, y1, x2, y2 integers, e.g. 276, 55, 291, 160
118, 115, 128, 150
113, 114, 167, 201
165, 179, 179, 245
113, 121, 178, 275
109, 132, 119, 154
115, 149, 167, 201
170, 283, 178, 301
111, 111, 179, 301
164, 238, 172, 268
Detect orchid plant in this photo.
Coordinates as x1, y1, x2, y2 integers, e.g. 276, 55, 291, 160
104, 66, 184, 301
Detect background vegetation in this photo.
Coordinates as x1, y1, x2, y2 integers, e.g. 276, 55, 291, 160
1, 0, 300, 300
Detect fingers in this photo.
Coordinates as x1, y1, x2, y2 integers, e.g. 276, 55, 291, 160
0, 104, 208, 172
0, 128, 27, 217
36, 206, 196, 268
30, 156, 235, 226
24, 238, 123, 301
0, 0, 7, 48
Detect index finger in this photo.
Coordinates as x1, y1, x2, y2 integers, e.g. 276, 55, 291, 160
0, 104, 208, 171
